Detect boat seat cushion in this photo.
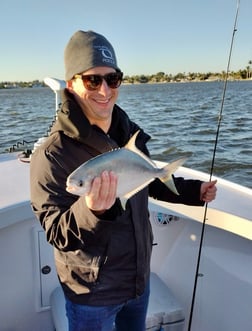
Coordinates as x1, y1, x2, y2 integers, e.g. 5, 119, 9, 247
148, 272, 185, 330
50, 272, 184, 331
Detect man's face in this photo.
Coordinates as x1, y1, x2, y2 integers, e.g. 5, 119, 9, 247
68, 66, 120, 130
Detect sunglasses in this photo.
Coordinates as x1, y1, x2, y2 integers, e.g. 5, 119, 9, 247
75, 72, 123, 91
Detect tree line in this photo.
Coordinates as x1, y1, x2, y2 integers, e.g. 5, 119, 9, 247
123, 63, 252, 84
1, 63, 251, 89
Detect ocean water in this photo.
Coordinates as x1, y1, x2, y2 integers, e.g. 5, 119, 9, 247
0, 80, 251, 188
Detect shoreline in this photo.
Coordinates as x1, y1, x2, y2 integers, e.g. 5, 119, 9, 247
1, 78, 251, 90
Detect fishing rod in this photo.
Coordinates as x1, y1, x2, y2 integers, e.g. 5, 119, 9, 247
187, 1, 241, 330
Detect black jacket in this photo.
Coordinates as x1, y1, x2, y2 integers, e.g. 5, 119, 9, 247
30, 89, 203, 305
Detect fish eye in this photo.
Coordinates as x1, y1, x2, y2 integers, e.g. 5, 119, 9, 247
78, 180, 83, 187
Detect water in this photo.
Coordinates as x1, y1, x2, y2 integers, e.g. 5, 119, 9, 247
0, 81, 251, 188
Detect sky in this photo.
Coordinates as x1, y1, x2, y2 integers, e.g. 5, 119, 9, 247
1, 0, 251, 82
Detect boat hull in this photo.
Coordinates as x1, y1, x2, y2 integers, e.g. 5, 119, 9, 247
0, 154, 251, 330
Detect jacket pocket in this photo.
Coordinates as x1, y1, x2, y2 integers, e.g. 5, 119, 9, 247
54, 248, 102, 294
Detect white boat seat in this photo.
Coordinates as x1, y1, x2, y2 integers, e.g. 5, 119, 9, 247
50, 272, 184, 331
147, 272, 185, 330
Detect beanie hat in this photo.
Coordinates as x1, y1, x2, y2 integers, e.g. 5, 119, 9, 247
64, 30, 120, 81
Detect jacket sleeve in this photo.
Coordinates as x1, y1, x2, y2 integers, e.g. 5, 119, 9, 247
30, 148, 120, 252
149, 176, 204, 206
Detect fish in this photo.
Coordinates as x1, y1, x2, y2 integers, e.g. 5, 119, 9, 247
66, 130, 187, 209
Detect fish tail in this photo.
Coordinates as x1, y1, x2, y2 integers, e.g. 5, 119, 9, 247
160, 157, 187, 195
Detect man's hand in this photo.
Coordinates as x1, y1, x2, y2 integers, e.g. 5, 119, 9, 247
85, 171, 118, 214
200, 180, 217, 203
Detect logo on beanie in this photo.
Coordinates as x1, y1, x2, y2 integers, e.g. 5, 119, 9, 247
95, 45, 115, 65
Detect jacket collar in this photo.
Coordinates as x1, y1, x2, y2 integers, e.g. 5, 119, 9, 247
50, 89, 133, 154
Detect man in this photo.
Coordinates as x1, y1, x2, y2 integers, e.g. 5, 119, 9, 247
30, 30, 216, 331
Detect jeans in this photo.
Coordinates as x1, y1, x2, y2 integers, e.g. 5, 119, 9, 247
65, 281, 150, 331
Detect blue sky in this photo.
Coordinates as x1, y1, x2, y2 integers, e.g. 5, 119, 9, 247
1, 0, 251, 81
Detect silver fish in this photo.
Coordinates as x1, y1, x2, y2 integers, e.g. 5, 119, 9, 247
66, 131, 187, 208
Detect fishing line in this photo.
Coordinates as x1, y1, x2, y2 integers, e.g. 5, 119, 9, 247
187, 1, 240, 330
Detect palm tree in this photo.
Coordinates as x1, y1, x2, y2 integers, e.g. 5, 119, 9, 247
248, 60, 252, 79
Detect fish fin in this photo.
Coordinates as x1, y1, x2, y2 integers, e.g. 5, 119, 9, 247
120, 172, 152, 209
124, 179, 155, 199
124, 130, 157, 167
120, 197, 128, 210
124, 130, 140, 150
121, 178, 155, 209
160, 157, 187, 195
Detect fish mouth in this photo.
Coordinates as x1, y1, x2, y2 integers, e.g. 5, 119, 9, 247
66, 184, 87, 196
66, 184, 79, 194
66, 185, 74, 193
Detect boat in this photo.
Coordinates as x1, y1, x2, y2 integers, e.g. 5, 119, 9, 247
0, 78, 251, 331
